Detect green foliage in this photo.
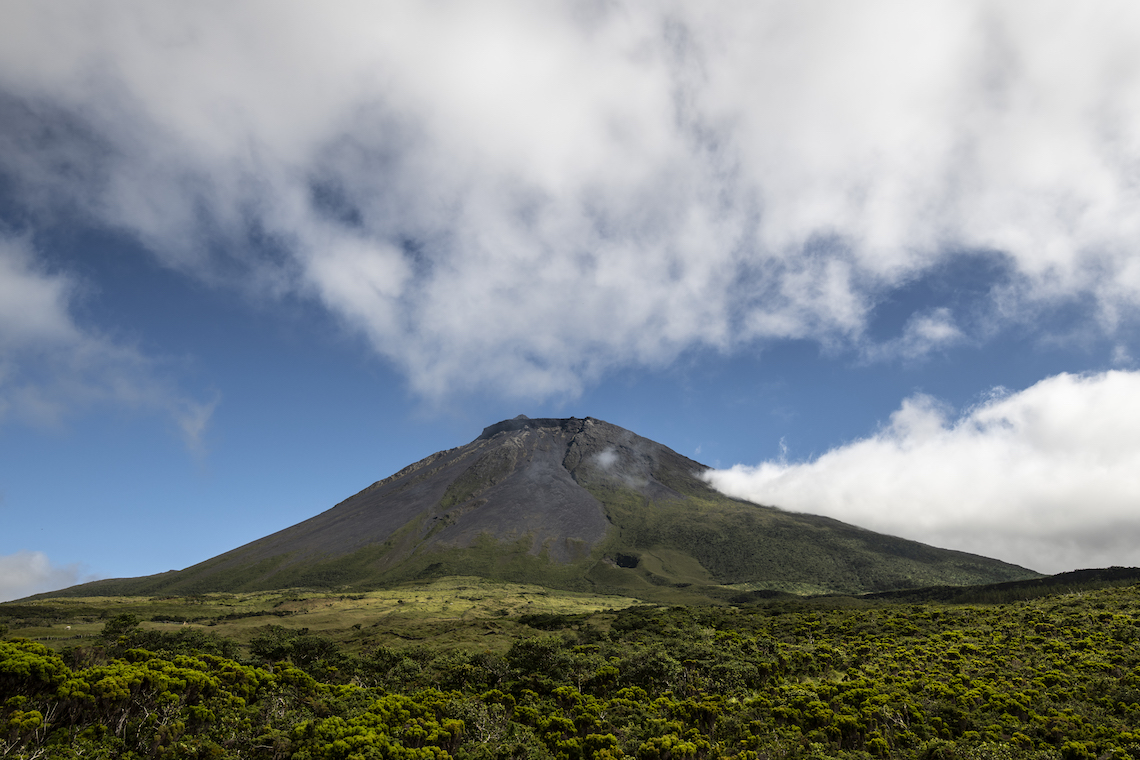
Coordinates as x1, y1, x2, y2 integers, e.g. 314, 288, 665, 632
249, 625, 348, 680
5, 583, 1140, 758
100, 613, 142, 642
92, 615, 242, 664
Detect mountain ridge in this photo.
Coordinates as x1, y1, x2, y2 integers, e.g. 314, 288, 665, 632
41, 416, 1040, 601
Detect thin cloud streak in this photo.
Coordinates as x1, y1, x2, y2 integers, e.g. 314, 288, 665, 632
0, 236, 216, 448
704, 371, 1140, 574
1, 2, 1139, 400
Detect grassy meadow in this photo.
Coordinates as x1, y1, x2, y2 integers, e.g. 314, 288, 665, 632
2, 576, 646, 655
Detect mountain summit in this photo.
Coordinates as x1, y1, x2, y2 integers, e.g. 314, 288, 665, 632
55, 416, 1038, 600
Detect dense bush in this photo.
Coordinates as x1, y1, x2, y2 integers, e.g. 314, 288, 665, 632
4, 585, 1140, 758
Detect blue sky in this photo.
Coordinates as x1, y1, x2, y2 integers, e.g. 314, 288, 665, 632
3, 2, 1140, 600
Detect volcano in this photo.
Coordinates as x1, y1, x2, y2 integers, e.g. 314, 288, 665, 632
54, 416, 1038, 600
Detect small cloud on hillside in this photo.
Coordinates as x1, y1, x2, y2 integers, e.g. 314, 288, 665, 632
704, 370, 1140, 574
0, 550, 98, 602
595, 447, 619, 470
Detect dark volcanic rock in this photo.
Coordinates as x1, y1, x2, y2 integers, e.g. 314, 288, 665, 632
430, 419, 609, 560
199, 417, 661, 577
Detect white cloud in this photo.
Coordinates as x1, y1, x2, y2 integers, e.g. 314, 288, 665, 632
0, 236, 216, 449
0, 550, 96, 602
704, 370, 1140, 574
595, 448, 619, 470
1112, 344, 1135, 367
862, 308, 966, 362
1, 3, 1140, 398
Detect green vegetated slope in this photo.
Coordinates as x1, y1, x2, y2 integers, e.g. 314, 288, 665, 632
5, 574, 1140, 759
44, 417, 1038, 602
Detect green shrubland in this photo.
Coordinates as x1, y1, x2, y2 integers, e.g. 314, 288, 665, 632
4, 578, 1140, 758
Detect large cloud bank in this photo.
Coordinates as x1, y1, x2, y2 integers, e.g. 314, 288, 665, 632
2, 2, 1140, 403
705, 371, 1140, 574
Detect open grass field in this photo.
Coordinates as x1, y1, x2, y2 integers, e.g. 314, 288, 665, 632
1, 576, 646, 654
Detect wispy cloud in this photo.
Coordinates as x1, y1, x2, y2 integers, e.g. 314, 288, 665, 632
0, 236, 216, 448
1, 3, 1139, 399
862, 308, 966, 362
0, 550, 97, 602
704, 370, 1140, 574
